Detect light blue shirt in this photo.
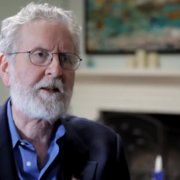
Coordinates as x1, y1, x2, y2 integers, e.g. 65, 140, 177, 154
7, 100, 66, 180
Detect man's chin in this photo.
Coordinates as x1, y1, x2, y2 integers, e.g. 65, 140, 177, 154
11, 94, 67, 122
23, 108, 64, 123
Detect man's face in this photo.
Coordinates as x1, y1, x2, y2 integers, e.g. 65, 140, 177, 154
8, 20, 75, 122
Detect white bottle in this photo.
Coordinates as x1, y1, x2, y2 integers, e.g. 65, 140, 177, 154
152, 155, 164, 180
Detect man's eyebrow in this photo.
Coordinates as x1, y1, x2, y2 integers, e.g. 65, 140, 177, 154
30, 46, 73, 53
30, 46, 49, 50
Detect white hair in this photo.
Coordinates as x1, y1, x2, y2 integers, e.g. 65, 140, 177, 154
0, 2, 81, 62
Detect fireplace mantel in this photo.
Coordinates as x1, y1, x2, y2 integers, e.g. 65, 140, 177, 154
70, 68, 180, 120
75, 68, 180, 78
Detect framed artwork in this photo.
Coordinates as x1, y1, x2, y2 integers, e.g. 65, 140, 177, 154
85, 0, 180, 54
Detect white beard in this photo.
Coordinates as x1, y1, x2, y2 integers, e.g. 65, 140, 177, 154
9, 68, 72, 123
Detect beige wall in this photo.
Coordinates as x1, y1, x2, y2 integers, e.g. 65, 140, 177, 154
0, 79, 9, 105
0, 0, 67, 20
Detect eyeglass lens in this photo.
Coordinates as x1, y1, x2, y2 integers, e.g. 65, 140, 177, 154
30, 48, 80, 70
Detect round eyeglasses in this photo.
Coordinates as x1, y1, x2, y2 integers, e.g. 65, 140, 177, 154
8, 48, 82, 70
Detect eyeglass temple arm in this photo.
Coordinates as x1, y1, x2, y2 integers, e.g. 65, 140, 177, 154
7, 51, 31, 55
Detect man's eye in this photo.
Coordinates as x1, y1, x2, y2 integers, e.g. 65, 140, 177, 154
32, 50, 48, 58
60, 55, 70, 62
37, 52, 44, 57
36, 51, 47, 57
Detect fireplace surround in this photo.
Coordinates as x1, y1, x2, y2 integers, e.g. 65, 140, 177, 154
71, 68, 180, 120
70, 68, 180, 180
98, 111, 180, 180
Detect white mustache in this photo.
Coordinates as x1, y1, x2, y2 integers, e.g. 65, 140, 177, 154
33, 79, 64, 94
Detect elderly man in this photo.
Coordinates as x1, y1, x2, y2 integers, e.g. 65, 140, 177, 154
0, 2, 130, 180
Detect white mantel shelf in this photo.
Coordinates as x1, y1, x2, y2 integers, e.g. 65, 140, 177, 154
76, 68, 180, 78
70, 68, 180, 120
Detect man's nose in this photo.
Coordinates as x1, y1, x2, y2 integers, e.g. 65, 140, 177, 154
45, 54, 63, 78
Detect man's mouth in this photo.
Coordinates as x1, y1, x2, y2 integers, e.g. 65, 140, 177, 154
41, 87, 60, 93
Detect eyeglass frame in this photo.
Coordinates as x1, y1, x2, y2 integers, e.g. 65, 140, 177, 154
7, 48, 83, 71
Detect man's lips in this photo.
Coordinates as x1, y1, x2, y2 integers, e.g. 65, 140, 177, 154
41, 87, 60, 92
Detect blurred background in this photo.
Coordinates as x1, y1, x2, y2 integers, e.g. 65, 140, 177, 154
1, 0, 180, 180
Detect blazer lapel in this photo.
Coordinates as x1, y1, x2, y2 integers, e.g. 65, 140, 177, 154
60, 117, 97, 180
0, 99, 19, 180
78, 161, 97, 180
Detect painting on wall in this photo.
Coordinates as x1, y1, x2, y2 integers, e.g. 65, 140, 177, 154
85, 0, 180, 54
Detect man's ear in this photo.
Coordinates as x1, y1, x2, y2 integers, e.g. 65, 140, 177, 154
0, 54, 11, 87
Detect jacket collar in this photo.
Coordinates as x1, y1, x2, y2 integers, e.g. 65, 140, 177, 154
59, 116, 90, 179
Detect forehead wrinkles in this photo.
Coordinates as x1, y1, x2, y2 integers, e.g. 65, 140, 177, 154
59, 43, 69, 52
15, 20, 74, 53
46, 41, 73, 53
24, 24, 73, 52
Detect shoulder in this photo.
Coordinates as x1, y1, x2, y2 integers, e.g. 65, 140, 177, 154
61, 114, 119, 142
62, 114, 115, 132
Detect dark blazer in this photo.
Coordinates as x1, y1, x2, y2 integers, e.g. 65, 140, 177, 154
0, 99, 131, 180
